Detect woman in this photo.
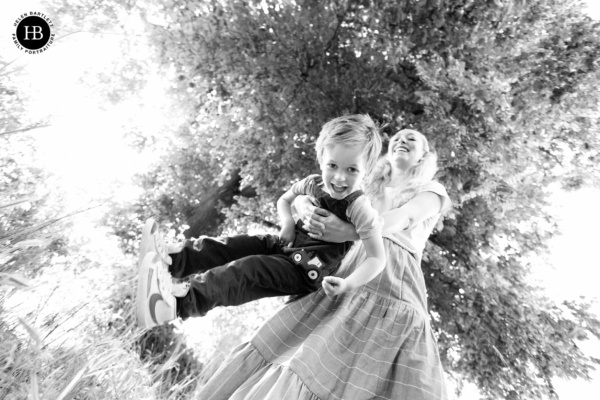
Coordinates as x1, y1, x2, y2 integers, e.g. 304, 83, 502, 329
197, 128, 451, 400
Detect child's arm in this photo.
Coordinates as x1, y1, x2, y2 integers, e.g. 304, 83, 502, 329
277, 189, 299, 247
322, 234, 386, 298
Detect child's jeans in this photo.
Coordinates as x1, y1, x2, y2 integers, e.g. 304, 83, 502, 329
169, 232, 351, 319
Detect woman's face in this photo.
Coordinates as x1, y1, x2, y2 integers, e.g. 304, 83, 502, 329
387, 129, 427, 170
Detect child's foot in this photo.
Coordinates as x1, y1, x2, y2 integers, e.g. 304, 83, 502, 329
136, 252, 177, 329
138, 218, 172, 270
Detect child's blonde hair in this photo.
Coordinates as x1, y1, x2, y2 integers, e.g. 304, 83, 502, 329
366, 129, 438, 207
315, 114, 382, 176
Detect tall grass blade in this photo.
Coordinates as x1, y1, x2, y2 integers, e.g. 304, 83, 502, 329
0, 273, 31, 289
55, 364, 88, 400
29, 371, 40, 400
18, 317, 42, 351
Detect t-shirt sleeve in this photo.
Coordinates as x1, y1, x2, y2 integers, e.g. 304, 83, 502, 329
346, 195, 383, 240
421, 181, 452, 214
290, 174, 322, 197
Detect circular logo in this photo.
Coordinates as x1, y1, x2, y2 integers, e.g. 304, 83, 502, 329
12, 13, 55, 54
16, 16, 51, 49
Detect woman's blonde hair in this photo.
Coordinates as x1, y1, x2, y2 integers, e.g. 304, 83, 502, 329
365, 129, 438, 207
315, 114, 382, 176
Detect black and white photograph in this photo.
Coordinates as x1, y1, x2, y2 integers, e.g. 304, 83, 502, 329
1, 1, 599, 399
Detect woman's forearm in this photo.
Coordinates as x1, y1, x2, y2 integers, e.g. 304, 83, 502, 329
380, 210, 411, 236
380, 191, 442, 235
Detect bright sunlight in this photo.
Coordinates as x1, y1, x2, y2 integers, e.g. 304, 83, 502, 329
1, 0, 599, 399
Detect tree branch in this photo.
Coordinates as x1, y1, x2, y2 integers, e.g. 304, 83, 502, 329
0, 198, 34, 210
0, 124, 50, 137
538, 146, 563, 166
0, 203, 105, 244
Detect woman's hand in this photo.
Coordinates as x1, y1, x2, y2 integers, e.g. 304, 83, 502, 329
294, 196, 358, 243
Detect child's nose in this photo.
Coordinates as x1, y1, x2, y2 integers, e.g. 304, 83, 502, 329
334, 171, 346, 181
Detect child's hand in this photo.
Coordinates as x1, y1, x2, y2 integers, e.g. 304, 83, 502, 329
322, 276, 348, 299
279, 224, 296, 247
166, 242, 184, 254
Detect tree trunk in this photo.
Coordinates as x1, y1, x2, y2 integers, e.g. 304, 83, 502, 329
184, 169, 243, 238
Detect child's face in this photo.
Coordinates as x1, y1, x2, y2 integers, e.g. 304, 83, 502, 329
320, 143, 367, 199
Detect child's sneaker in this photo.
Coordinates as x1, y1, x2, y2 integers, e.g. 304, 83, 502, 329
136, 252, 177, 329
138, 218, 172, 270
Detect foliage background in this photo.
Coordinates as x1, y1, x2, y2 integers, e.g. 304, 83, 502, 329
1, 0, 600, 399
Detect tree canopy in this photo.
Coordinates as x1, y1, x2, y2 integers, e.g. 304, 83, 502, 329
102, 0, 600, 398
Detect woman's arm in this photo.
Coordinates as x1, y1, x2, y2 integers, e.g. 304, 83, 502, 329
379, 191, 442, 236
295, 191, 444, 240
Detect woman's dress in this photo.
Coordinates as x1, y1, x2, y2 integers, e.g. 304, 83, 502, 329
197, 182, 451, 400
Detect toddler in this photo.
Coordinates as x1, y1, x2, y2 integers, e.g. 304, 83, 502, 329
136, 114, 386, 328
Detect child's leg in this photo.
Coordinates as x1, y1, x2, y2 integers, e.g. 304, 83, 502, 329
176, 254, 313, 319
169, 234, 281, 279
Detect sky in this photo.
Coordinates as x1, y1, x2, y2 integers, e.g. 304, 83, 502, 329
586, 0, 600, 18
1, 1, 599, 399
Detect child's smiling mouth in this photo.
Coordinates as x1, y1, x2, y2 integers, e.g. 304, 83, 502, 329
331, 183, 347, 194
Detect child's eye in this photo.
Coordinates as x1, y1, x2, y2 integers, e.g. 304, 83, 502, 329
327, 163, 337, 169
348, 167, 359, 173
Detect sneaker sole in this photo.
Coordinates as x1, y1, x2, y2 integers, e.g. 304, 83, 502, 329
139, 218, 171, 269
136, 218, 174, 326
136, 252, 154, 328
136, 252, 175, 328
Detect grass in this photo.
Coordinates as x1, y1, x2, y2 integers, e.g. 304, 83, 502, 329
0, 218, 284, 400
0, 293, 158, 400
0, 226, 204, 400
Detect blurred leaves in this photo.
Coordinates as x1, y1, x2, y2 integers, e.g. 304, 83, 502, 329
106, 1, 600, 399
3, 0, 598, 399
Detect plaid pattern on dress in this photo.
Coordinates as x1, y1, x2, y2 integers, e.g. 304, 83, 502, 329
198, 240, 448, 400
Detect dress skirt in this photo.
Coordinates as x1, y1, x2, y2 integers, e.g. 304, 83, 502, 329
197, 239, 448, 400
